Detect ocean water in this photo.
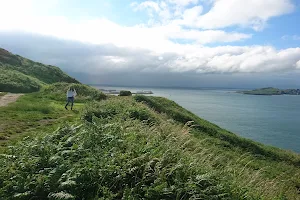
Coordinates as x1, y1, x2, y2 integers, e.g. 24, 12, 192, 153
94, 86, 300, 153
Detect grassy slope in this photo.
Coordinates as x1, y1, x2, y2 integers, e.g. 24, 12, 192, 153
0, 48, 79, 93
0, 87, 300, 199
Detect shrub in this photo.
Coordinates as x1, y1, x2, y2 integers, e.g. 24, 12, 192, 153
119, 90, 132, 96
82, 98, 158, 125
0, 69, 43, 93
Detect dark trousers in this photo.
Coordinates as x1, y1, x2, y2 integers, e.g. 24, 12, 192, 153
65, 97, 74, 108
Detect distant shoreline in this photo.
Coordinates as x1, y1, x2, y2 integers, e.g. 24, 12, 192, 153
238, 87, 300, 95
98, 88, 153, 95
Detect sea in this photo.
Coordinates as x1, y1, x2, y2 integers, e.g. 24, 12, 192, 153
93, 86, 300, 153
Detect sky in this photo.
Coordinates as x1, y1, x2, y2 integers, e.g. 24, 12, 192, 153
0, 0, 300, 88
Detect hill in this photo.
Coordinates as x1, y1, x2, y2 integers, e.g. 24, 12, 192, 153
0, 48, 79, 93
239, 87, 300, 95
0, 83, 299, 199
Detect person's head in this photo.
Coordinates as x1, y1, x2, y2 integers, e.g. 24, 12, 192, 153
69, 87, 74, 92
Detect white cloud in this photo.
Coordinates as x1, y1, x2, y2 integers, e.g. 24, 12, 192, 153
168, 29, 251, 44
132, 0, 294, 31
0, 13, 251, 52
296, 60, 300, 69
0, 0, 299, 76
0, 0, 58, 17
162, 46, 300, 73
182, 6, 203, 24
194, 0, 294, 30
131, 1, 160, 12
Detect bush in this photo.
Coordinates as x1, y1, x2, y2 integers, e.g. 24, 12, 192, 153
0, 69, 44, 93
119, 90, 132, 96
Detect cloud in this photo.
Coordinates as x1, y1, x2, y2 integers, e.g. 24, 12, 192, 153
131, 1, 160, 12
0, 14, 251, 54
1, 32, 299, 75
297, 60, 300, 69
132, 0, 295, 32
168, 29, 251, 44
165, 0, 295, 31
0, 0, 299, 88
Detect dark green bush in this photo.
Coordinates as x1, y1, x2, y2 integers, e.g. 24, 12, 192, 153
82, 99, 158, 125
128, 107, 158, 124
119, 90, 132, 96
0, 69, 43, 93
82, 101, 119, 122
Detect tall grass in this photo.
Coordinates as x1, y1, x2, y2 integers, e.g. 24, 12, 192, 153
1, 98, 299, 199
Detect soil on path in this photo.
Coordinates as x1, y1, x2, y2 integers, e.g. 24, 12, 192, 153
0, 93, 24, 107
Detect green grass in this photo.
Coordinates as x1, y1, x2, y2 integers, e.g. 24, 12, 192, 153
0, 82, 106, 149
0, 94, 300, 199
0, 93, 82, 149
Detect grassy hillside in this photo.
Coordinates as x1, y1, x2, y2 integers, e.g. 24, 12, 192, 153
0, 48, 79, 93
0, 84, 300, 199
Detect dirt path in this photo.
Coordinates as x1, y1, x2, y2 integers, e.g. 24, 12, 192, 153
0, 93, 24, 107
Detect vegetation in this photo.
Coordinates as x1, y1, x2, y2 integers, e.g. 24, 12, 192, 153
0, 69, 44, 93
0, 93, 300, 199
0, 92, 7, 97
239, 87, 300, 95
0, 48, 79, 93
119, 90, 132, 96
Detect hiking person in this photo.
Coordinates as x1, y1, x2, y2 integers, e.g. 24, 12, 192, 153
65, 88, 77, 110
